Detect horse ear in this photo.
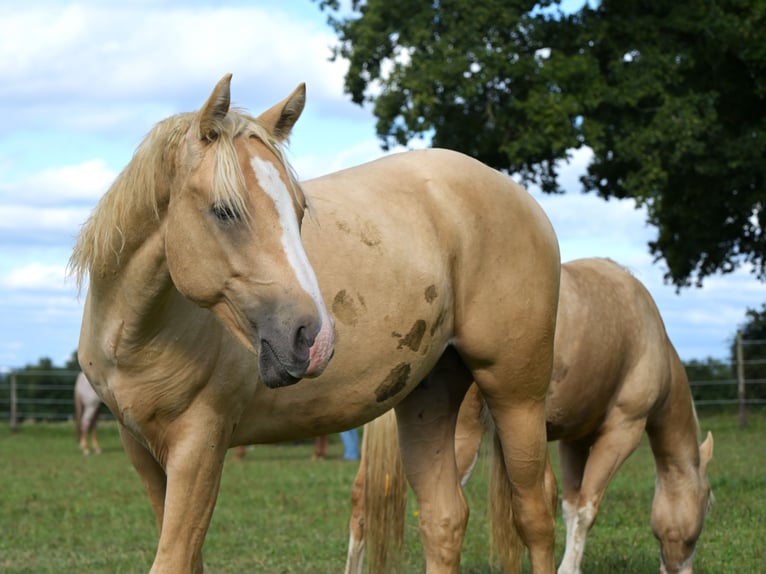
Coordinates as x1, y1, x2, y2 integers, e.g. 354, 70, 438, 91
199, 74, 233, 142
699, 431, 714, 475
257, 83, 306, 141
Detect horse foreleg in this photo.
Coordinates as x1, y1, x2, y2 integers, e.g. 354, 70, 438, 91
395, 353, 471, 574
556, 439, 590, 574
557, 419, 645, 574
149, 410, 230, 574
119, 424, 168, 533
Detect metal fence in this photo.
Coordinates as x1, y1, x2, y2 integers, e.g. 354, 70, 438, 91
0, 370, 113, 432
2, 336, 765, 431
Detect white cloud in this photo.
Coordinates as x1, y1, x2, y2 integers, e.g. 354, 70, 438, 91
0, 3, 350, 127
2, 263, 70, 291
0, 159, 115, 205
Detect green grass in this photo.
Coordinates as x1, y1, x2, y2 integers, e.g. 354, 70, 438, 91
0, 412, 764, 573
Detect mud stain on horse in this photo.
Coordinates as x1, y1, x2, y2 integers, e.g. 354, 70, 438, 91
332, 289, 365, 326
430, 309, 447, 337
359, 222, 382, 247
551, 362, 569, 383
375, 363, 411, 403
424, 284, 438, 303
394, 320, 427, 352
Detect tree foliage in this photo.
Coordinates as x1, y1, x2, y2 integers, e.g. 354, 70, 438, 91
318, 0, 766, 287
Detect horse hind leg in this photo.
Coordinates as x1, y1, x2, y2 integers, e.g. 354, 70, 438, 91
345, 408, 408, 574
344, 456, 365, 574
348, 383, 485, 574
454, 383, 486, 485
476, 368, 556, 573
395, 348, 473, 573
74, 394, 89, 455
344, 447, 366, 574
79, 432, 90, 455
89, 425, 102, 455
87, 404, 102, 454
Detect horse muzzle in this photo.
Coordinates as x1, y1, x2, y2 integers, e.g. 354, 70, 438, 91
257, 312, 335, 388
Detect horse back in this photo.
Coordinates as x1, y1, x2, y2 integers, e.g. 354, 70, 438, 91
546, 258, 673, 440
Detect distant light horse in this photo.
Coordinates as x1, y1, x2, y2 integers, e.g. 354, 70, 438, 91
74, 372, 102, 455
70, 75, 561, 573
347, 258, 714, 574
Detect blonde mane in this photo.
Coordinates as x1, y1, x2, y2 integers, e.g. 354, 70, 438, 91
68, 108, 305, 291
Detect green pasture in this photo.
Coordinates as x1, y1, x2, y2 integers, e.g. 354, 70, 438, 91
0, 412, 763, 573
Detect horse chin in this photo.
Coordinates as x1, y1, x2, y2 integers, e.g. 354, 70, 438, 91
660, 554, 695, 574
258, 339, 303, 388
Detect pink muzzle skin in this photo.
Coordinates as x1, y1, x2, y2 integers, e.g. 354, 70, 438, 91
305, 312, 335, 377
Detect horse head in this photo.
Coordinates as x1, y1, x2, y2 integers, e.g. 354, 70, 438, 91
652, 431, 714, 574
165, 74, 335, 387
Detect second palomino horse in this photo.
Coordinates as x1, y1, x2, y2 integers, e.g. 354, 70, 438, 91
347, 258, 713, 574
74, 371, 103, 455
70, 75, 561, 573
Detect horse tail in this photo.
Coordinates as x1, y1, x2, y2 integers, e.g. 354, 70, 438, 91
364, 409, 408, 574
488, 430, 524, 574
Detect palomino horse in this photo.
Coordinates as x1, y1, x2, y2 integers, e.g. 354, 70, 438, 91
74, 371, 103, 455
70, 75, 561, 574
347, 258, 714, 574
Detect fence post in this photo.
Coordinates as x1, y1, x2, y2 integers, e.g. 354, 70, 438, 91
10, 372, 18, 433
736, 330, 746, 430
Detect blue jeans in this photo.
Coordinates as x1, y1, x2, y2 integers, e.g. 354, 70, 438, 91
340, 428, 359, 460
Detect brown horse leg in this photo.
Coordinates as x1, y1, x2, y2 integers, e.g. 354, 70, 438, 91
395, 350, 472, 574
557, 418, 645, 574
490, 400, 555, 573
345, 430, 367, 574
557, 439, 590, 574
148, 408, 231, 574
454, 384, 485, 484
118, 424, 168, 533
74, 394, 88, 455
88, 416, 102, 455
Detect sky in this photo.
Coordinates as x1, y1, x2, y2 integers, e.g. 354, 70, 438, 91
0, 0, 762, 370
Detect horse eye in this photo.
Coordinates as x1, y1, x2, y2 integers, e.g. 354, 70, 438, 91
211, 203, 240, 223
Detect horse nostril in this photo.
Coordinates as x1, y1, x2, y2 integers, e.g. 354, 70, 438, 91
295, 324, 316, 354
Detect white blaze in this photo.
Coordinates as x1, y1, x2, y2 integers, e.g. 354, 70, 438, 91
249, 156, 325, 314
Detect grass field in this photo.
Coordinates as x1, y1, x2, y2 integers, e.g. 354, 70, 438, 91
1, 411, 764, 573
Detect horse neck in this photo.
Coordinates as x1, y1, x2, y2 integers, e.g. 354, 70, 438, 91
84, 213, 219, 371
647, 352, 703, 484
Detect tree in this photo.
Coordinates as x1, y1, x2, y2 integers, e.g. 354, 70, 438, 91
318, 0, 766, 288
